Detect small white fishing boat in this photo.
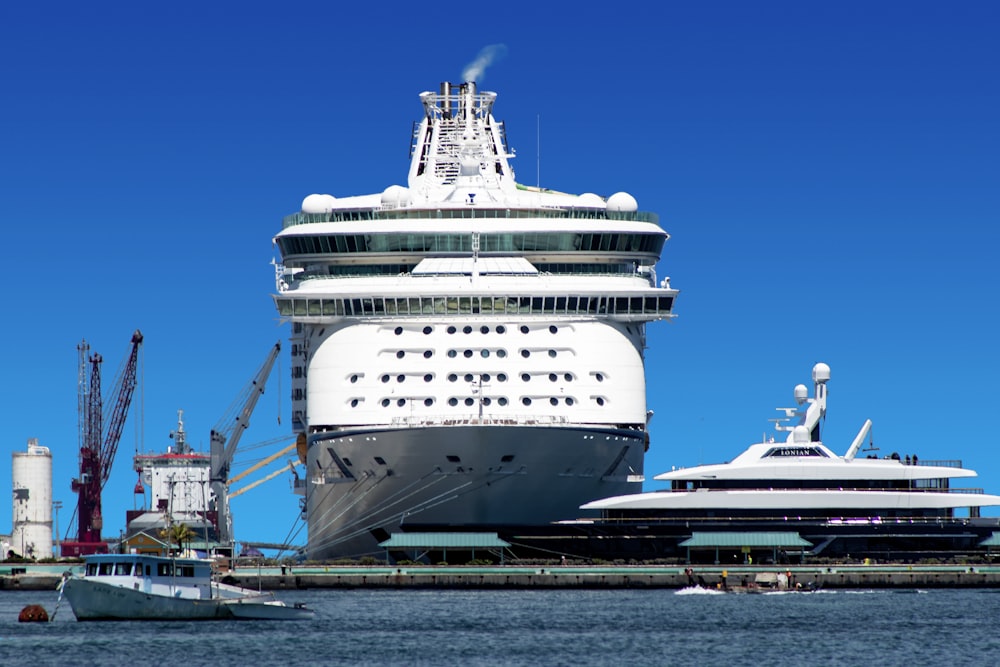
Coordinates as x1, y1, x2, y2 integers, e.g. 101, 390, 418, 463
58, 553, 314, 621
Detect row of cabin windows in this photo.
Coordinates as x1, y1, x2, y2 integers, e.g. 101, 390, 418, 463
291, 372, 606, 402
276, 294, 674, 318
393, 324, 565, 335
376, 372, 581, 383
89, 562, 196, 577
276, 231, 666, 257
348, 396, 603, 408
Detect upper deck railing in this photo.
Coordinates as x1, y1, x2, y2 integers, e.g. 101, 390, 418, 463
282, 207, 660, 229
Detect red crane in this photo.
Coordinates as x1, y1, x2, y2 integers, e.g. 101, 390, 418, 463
63, 330, 143, 557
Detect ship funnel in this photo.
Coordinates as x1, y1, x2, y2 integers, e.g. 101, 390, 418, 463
440, 82, 452, 119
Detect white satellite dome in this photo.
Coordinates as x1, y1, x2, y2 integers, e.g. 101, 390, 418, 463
606, 191, 638, 212
576, 192, 606, 208
301, 193, 337, 213
381, 185, 411, 208
812, 363, 831, 384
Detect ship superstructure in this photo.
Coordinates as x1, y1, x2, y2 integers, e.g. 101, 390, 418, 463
272, 81, 679, 559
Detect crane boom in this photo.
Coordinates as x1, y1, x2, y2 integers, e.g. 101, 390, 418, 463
65, 330, 143, 558
209, 341, 281, 545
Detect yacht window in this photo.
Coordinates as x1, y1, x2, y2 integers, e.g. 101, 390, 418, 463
99, 563, 113, 576
115, 562, 133, 576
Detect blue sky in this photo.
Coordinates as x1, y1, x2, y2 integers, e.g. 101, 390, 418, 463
2, 2, 998, 551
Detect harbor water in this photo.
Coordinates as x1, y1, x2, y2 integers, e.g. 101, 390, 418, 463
3, 587, 999, 666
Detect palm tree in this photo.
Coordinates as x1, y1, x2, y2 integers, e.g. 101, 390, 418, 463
159, 523, 196, 556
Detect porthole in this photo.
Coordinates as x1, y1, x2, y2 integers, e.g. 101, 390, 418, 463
550, 397, 558, 406
549, 373, 557, 382
464, 374, 474, 382
596, 373, 605, 382
381, 399, 390, 407
521, 349, 530, 358
394, 327, 403, 335
596, 397, 605, 406
464, 350, 473, 358
396, 350, 405, 359
566, 397, 574, 406
397, 399, 406, 407
549, 325, 558, 334
498, 397, 508, 406
350, 399, 359, 408
423, 350, 433, 358
521, 373, 530, 382
480, 326, 489, 334
522, 397, 532, 406
548, 350, 556, 358
520, 325, 529, 334
448, 374, 458, 382
497, 349, 507, 358
465, 398, 475, 406
497, 373, 508, 382
448, 398, 458, 406
497, 325, 506, 334
482, 373, 491, 382
422, 326, 432, 335
397, 374, 405, 383
374, 456, 386, 465
463, 325, 473, 334
424, 398, 434, 407
501, 454, 514, 462
447, 350, 457, 358
350, 374, 359, 383
481, 349, 490, 358
447, 326, 457, 334
380, 374, 390, 383
424, 374, 433, 382
564, 373, 573, 382
482, 397, 492, 406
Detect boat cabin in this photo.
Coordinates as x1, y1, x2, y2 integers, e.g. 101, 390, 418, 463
82, 553, 215, 600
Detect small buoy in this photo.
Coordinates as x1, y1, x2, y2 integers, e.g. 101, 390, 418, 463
18, 604, 49, 623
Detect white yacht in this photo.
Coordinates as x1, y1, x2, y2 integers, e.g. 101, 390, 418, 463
271, 81, 678, 559
583, 363, 1000, 522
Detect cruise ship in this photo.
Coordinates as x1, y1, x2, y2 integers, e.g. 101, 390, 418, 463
271, 80, 678, 559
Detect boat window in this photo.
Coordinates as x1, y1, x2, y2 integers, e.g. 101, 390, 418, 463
762, 446, 829, 458
158, 563, 174, 576
86, 563, 98, 576
178, 565, 195, 577
98, 563, 113, 576
115, 562, 133, 576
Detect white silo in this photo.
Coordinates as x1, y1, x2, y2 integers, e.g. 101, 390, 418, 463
12, 438, 53, 560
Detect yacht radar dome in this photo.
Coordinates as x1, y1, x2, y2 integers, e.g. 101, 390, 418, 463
577, 193, 606, 209
792, 425, 811, 443
606, 192, 638, 212
812, 363, 831, 384
794, 384, 808, 404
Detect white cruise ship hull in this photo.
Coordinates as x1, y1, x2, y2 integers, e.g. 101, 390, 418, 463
306, 423, 646, 558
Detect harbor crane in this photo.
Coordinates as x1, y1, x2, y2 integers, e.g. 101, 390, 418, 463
64, 330, 144, 557
209, 341, 281, 546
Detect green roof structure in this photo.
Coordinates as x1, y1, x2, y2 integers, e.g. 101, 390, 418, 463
379, 532, 511, 564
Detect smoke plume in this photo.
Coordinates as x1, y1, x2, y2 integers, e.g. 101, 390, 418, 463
462, 44, 508, 83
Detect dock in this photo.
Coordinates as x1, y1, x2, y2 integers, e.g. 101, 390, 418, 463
5, 563, 1000, 591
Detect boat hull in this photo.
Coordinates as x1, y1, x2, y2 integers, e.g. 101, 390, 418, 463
60, 579, 313, 621
305, 423, 646, 559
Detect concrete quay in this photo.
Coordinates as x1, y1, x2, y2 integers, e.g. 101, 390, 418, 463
4, 564, 1000, 591
223, 564, 1000, 591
